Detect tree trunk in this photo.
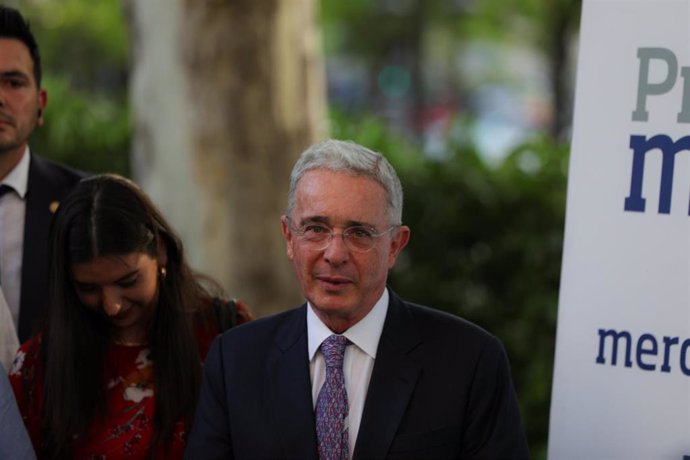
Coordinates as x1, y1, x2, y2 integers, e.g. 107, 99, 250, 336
547, 0, 580, 141
124, 0, 326, 316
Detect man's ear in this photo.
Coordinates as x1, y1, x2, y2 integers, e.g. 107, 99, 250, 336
387, 225, 410, 269
281, 216, 294, 260
36, 89, 47, 126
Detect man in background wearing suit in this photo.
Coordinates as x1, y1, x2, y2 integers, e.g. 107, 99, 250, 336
186, 139, 530, 459
0, 5, 85, 343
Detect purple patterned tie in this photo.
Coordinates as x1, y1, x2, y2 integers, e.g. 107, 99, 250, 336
316, 334, 349, 460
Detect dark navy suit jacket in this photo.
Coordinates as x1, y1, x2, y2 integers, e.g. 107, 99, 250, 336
16, 154, 85, 342
185, 290, 530, 459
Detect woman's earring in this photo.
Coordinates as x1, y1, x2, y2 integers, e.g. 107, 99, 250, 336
160, 267, 167, 280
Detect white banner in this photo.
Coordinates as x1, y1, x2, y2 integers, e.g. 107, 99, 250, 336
549, 1, 690, 458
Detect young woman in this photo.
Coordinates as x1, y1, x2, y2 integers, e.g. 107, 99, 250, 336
9, 174, 251, 459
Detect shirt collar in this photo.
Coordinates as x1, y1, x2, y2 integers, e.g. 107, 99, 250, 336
307, 288, 389, 361
1, 147, 30, 198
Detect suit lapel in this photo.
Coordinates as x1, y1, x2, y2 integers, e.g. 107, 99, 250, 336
353, 292, 422, 459
19, 156, 53, 341
266, 305, 319, 459
17, 154, 84, 342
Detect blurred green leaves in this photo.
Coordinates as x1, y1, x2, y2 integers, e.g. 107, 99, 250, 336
30, 75, 130, 174
24, 0, 128, 91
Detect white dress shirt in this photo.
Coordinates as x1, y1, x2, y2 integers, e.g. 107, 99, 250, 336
307, 288, 389, 459
0, 148, 29, 329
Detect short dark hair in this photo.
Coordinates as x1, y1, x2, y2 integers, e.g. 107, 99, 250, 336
0, 5, 42, 86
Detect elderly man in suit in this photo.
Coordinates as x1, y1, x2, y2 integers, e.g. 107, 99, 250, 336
186, 139, 530, 459
0, 6, 85, 343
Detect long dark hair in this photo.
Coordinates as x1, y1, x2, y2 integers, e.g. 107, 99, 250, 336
41, 174, 207, 458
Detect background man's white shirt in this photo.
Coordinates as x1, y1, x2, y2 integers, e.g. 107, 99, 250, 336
0, 148, 29, 330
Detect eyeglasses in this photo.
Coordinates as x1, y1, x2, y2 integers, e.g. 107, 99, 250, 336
285, 217, 398, 253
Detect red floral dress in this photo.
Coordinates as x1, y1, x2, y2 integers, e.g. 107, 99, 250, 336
10, 338, 186, 459
9, 300, 251, 459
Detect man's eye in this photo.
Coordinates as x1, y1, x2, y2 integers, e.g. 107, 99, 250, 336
304, 225, 328, 235
348, 227, 373, 239
3, 78, 26, 88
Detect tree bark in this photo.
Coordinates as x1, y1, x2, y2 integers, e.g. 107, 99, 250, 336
546, 0, 580, 141
124, 0, 326, 316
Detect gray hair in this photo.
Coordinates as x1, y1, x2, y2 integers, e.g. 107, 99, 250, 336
286, 139, 404, 224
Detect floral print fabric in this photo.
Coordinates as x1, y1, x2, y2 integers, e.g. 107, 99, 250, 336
10, 338, 186, 459
8, 299, 251, 459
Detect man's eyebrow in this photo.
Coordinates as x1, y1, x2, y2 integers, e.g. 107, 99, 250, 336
345, 220, 376, 229
298, 216, 375, 228
0, 70, 30, 79
298, 216, 329, 226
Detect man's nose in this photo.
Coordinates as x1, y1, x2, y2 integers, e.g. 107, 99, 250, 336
102, 288, 123, 316
323, 231, 350, 264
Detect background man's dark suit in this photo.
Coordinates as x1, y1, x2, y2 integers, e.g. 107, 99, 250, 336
186, 290, 529, 459
16, 154, 84, 342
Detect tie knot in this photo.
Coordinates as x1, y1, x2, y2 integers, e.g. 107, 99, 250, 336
321, 334, 347, 369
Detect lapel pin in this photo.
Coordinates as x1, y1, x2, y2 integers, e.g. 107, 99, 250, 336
49, 201, 60, 214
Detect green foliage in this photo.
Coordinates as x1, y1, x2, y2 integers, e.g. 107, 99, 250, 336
30, 75, 130, 175
331, 112, 568, 460
467, 0, 582, 51
30, 0, 128, 94
319, 0, 470, 72
328, 108, 424, 172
